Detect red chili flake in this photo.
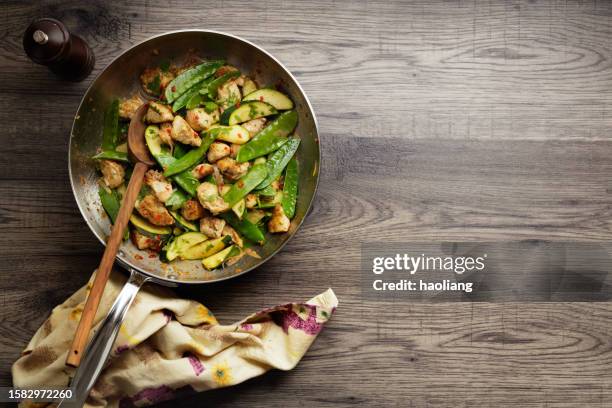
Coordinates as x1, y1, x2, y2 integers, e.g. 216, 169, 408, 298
237, 181, 245, 188
259, 96, 264, 101
148, 253, 157, 258
194, 114, 199, 120
236, 101, 241, 108
135, 254, 144, 260
171, 85, 176, 92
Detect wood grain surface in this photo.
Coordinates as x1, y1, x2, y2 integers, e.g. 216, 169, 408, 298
3, 0, 612, 406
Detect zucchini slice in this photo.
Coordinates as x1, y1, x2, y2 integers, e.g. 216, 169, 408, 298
209, 125, 250, 144
220, 101, 277, 125
129, 214, 173, 236
242, 89, 294, 110
164, 231, 209, 261
170, 210, 198, 232
232, 199, 246, 219
202, 245, 240, 270
241, 79, 257, 96
180, 235, 231, 260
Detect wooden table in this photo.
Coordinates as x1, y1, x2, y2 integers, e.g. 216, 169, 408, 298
3, 0, 612, 406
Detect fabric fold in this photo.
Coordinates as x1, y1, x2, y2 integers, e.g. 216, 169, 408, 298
12, 270, 337, 407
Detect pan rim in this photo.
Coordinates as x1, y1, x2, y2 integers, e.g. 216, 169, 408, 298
68, 29, 321, 285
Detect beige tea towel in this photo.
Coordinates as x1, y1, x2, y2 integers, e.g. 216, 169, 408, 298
12, 270, 338, 407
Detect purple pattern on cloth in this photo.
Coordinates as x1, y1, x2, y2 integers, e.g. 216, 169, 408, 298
162, 309, 174, 323
240, 323, 254, 331
115, 344, 129, 354
272, 304, 323, 335
119, 385, 175, 407
186, 353, 204, 376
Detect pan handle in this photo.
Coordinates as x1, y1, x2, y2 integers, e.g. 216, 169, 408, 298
62, 269, 150, 407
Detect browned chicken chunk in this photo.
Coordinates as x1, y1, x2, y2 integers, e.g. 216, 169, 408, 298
216, 157, 250, 181
192, 163, 214, 179
159, 122, 174, 147
181, 199, 206, 221
171, 115, 201, 146
119, 94, 144, 119
242, 118, 267, 137
199, 216, 226, 238
196, 182, 229, 215
140, 67, 175, 96
268, 204, 290, 233
144, 170, 173, 203
99, 160, 125, 188
130, 230, 163, 252
207, 142, 230, 162
145, 102, 174, 123
185, 108, 219, 131
136, 195, 174, 226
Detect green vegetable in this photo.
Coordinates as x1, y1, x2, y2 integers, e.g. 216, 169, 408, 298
242, 89, 294, 110
92, 150, 128, 162
99, 185, 121, 223
170, 210, 198, 231
221, 101, 277, 126
257, 191, 283, 209
281, 157, 298, 218
147, 74, 161, 95
208, 125, 250, 144
173, 143, 189, 158
163, 131, 216, 177
244, 209, 268, 225
232, 199, 246, 218
257, 138, 300, 189
236, 111, 298, 162
256, 184, 276, 197
164, 60, 224, 103
203, 101, 218, 113
165, 232, 209, 261
101, 99, 120, 151
165, 190, 189, 210
181, 236, 231, 260
171, 77, 210, 112
221, 212, 266, 245
185, 92, 203, 110
206, 70, 240, 98
202, 245, 239, 270
129, 214, 172, 235
222, 164, 268, 207
145, 125, 175, 170
241, 78, 257, 96
173, 169, 200, 196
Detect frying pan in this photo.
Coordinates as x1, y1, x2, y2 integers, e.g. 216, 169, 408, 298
67, 30, 320, 403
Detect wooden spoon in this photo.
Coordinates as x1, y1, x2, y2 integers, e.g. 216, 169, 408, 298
66, 103, 154, 367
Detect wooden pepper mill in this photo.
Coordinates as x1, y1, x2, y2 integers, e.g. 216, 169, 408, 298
23, 18, 95, 81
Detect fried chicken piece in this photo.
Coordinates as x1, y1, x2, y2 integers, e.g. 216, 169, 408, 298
185, 108, 220, 131
144, 170, 173, 203
181, 199, 206, 221
199, 216, 226, 238
268, 204, 290, 233
130, 230, 163, 252
159, 122, 174, 147
192, 163, 214, 179
145, 101, 174, 123
216, 157, 250, 181
99, 160, 124, 188
171, 115, 201, 146
207, 142, 230, 162
136, 195, 174, 226
140, 66, 175, 96
196, 182, 229, 215
242, 118, 267, 137
119, 94, 144, 120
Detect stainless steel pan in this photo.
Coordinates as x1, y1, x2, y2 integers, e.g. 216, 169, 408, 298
66, 30, 319, 405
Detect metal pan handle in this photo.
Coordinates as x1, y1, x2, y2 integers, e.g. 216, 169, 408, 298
60, 269, 150, 407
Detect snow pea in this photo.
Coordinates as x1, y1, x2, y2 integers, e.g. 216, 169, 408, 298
221, 212, 266, 245
92, 150, 128, 162
222, 163, 268, 207
257, 138, 300, 189
164, 60, 224, 103
99, 185, 129, 239
173, 168, 200, 197
173, 142, 189, 159
256, 184, 276, 197
165, 189, 189, 210
171, 78, 209, 112
163, 131, 216, 177
281, 157, 298, 218
205, 70, 240, 99
101, 99, 120, 151
236, 110, 298, 162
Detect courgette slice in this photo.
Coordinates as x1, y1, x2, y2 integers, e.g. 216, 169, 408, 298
232, 199, 246, 219
129, 214, 173, 236
145, 125, 174, 169
242, 89, 293, 110
220, 101, 277, 125
164, 231, 209, 261
202, 245, 240, 270
180, 235, 231, 260
241, 79, 257, 96
170, 210, 198, 232
208, 125, 250, 144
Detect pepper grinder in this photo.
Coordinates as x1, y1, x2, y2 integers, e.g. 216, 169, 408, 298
23, 18, 95, 81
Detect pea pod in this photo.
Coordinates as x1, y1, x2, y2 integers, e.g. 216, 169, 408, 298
222, 163, 268, 207
164, 60, 224, 103
221, 212, 266, 245
236, 110, 298, 162
257, 138, 300, 189
205, 70, 240, 99
171, 78, 209, 112
99, 185, 128, 239
163, 131, 216, 177
92, 150, 128, 162
101, 99, 120, 150
173, 142, 189, 159
256, 184, 276, 197
281, 157, 298, 218
165, 189, 189, 210
173, 167, 200, 196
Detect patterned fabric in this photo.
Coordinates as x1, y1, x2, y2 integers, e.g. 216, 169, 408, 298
11, 271, 338, 407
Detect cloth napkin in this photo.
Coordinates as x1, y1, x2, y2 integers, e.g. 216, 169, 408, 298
12, 270, 338, 407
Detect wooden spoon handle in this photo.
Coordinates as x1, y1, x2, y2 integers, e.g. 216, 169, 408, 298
66, 161, 149, 367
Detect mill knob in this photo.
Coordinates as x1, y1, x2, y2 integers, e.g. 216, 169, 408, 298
23, 18, 95, 81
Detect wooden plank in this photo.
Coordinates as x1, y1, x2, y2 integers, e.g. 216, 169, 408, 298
2, 0, 612, 406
